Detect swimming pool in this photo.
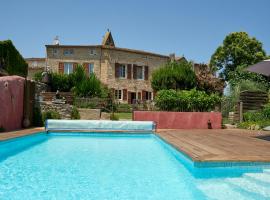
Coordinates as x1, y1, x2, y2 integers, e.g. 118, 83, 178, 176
0, 132, 270, 200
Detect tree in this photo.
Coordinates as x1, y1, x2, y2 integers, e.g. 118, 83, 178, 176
210, 32, 266, 81
151, 60, 196, 91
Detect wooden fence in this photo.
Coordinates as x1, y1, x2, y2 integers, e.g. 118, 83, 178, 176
234, 90, 268, 122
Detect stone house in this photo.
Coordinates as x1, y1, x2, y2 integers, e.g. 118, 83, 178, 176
25, 58, 46, 79
46, 31, 185, 104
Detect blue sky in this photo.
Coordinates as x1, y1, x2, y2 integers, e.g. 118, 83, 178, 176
0, 0, 269, 63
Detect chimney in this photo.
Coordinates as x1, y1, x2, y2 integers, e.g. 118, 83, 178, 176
53, 36, 60, 45
169, 53, 175, 62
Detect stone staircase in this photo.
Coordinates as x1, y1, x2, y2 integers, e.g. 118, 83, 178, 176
196, 168, 270, 199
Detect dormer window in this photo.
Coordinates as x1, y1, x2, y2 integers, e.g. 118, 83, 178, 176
63, 49, 74, 56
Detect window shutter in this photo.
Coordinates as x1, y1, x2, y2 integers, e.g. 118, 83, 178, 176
142, 90, 146, 100
128, 92, 132, 104
144, 66, 149, 80
138, 92, 141, 100
133, 64, 137, 80
123, 89, 127, 100
127, 64, 132, 79
115, 63, 119, 78
83, 63, 89, 75
73, 63, 78, 71
59, 62, 64, 74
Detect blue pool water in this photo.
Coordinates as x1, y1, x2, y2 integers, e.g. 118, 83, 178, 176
0, 132, 270, 200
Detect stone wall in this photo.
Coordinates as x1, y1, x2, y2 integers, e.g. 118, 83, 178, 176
40, 101, 73, 119
134, 111, 222, 129
78, 108, 101, 120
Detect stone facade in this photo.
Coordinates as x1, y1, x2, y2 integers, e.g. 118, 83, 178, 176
45, 31, 174, 104
25, 58, 46, 79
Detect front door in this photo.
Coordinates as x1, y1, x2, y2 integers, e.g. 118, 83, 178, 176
128, 92, 137, 104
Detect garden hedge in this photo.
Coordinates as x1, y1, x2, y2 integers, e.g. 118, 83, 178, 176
0, 40, 28, 77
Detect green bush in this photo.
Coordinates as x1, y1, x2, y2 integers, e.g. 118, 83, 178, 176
50, 73, 72, 92
73, 74, 104, 97
33, 71, 43, 82
71, 107, 80, 119
240, 103, 270, 129
0, 40, 28, 77
151, 61, 196, 91
110, 113, 119, 120
42, 110, 61, 124
49, 65, 108, 98
116, 104, 132, 112
155, 89, 221, 112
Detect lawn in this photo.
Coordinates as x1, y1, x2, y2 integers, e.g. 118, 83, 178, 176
115, 112, 133, 120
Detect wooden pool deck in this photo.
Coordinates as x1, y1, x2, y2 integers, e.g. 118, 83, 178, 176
0, 127, 44, 141
1, 127, 270, 163
157, 129, 270, 163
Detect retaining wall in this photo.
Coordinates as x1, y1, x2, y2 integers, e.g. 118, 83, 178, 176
133, 111, 222, 129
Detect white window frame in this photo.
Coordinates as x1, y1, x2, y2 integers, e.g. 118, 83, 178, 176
114, 89, 122, 100
89, 63, 94, 74
63, 49, 74, 56
136, 66, 144, 80
64, 62, 73, 74
119, 64, 126, 78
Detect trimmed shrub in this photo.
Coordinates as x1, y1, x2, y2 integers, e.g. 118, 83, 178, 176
42, 110, 61, 124
71, 107, 80, 119
0, 40, 28, 77
155, 89, 221, 112
151, 61, 196, 91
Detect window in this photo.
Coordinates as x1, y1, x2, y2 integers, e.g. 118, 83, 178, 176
53, 48, 58, 55
136, 66, 144, 79
64, 63, 73, 74
114, 90, 122, 100
119, 64, 126, 78
90, 49, 96, 55
89, 63, 94, 74
145, 92, 152, 100
63, 49, 74, 56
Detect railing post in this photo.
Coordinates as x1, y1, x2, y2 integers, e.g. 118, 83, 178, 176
239, 101, 243, 123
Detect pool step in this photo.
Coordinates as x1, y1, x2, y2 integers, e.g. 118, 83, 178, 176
196, 180, 255, 200
226, 177, 270, 199
244, 172, 270, 187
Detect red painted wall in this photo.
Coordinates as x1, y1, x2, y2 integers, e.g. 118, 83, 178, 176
0, 76, 25, 131
133, 111, 222, 129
